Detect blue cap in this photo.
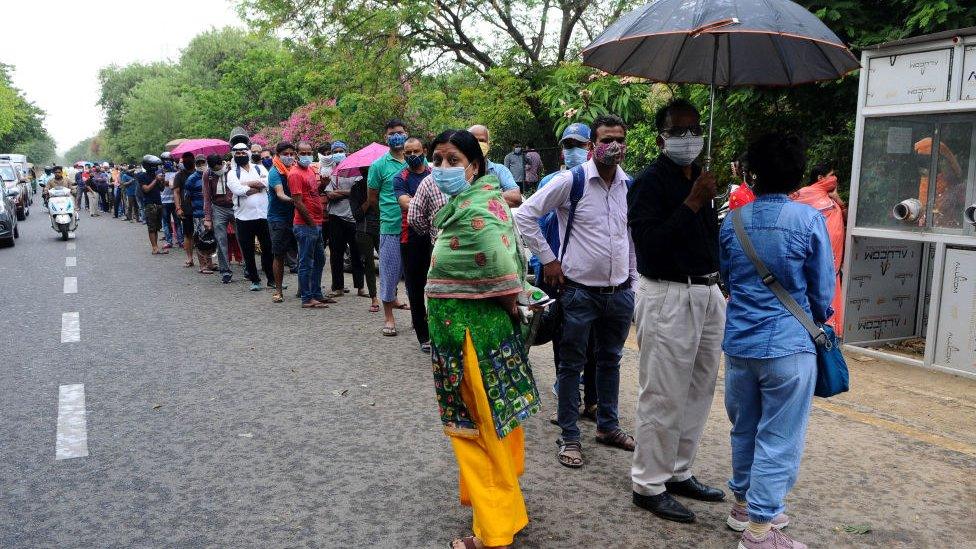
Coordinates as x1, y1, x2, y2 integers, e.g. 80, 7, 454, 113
561, 123, 591, 144
331, 140, 347, 151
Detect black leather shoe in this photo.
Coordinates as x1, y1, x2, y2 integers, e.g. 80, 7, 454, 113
665, 476, 726, 502
632, 491, 696, 523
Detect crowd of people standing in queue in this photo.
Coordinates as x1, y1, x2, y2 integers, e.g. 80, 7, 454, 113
47, 98, 848, 549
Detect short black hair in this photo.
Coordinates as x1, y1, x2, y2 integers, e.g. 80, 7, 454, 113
808, 163, 831, 184
655, 99, 699, 133
431, 129, 487, 179
276, 141, 295, 154
590, 114, 627, 139
385, 118, 407, 131
317, 143, 331, 155
181, 152, 195, 162
746, 133, 807, 195
206, 154, 223, 169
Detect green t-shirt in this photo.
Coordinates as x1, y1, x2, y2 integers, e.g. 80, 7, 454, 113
367, 152, 408, 235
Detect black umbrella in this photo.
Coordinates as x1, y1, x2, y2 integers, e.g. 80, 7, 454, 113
581, 0, 860, 166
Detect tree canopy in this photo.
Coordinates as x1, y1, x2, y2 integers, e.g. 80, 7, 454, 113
83, 0, 976, 196
0, 63, 56, 165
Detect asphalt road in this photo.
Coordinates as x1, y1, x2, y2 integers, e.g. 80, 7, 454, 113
1, 206, 974, 548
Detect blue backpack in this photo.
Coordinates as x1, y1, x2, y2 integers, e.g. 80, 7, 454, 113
539, 165, 632, 263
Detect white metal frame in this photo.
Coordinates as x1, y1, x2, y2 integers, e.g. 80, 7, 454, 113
843, 31, 976, 379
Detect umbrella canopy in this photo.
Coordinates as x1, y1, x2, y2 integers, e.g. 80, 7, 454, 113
334, 143, 390, 177
170, 138, 231, 158
165, 138, 188, 151
582, 0, 860, 87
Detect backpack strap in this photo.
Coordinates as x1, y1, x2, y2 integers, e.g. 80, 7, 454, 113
731, 209, 828, 347
558, 165, 587, 262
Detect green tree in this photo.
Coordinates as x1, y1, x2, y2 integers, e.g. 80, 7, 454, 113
115, 78, 192, 160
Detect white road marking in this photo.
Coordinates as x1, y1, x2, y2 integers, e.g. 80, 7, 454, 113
61, 312, 80, 343
66, 257, 76, 267
63, 277, 77, 294
56, 384, 89, 460
66, 242, 76, 251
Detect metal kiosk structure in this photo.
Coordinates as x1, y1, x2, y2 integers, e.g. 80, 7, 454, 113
844, 27, 976, 379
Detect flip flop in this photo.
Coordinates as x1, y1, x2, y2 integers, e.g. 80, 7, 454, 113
369, 304, 380, 313
301, 301, 328, 309
382, 326, 398, 336
199, 269, 214, 274
394, 303, 410, 310
272, 293, 284, 303
184, 260, 194, 267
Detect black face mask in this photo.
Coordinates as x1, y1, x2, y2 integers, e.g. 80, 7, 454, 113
182, 160, 194, 170
250, 153, 261, 163
234, 156, 250, 167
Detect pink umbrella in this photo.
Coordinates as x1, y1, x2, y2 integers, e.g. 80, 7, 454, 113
170, 138, 230, 158
334, 142, 389, 177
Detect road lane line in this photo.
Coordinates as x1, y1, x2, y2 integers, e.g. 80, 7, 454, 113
61, 312, 80, 343
66, 257, 76, 267
56, 384, 89, 460
66, 242, 76, 251
63, 277, 77, 294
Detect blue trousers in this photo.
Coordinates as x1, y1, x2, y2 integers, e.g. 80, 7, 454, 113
557, 285, 635, 442
725, 353, 816, 523
294, 224, 325, 303
162, 202, 183, 245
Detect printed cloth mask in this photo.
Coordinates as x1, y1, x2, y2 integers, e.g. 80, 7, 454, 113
432, 166, 470, 196
594, 141, 626, 166
386, 133, 407, 149
298, 155, 314, 168
405, 154, 425, 169
281, 156, 295, 167
662, 135, 704, 167
563, 147, 588, 169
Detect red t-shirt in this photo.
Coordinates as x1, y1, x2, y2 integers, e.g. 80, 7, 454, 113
289, 166, 324, 226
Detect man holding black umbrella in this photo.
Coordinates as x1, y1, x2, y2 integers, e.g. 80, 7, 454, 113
628, 99, 726, 523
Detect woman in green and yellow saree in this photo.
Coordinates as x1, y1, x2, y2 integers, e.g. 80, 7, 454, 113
425, 130, 541, 549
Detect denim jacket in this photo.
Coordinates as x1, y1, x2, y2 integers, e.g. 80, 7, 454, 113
720, 195, 835, 359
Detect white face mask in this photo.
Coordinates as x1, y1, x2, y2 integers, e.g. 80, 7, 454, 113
662, 135, 704, 166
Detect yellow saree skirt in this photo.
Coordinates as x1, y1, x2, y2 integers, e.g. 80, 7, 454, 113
449, 329, 528, 546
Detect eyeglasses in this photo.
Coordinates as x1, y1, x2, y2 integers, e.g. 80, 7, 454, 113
661, 125, 704, 138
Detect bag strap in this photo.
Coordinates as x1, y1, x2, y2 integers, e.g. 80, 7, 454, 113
559, 165, 587, 261
731, 209, 829, 348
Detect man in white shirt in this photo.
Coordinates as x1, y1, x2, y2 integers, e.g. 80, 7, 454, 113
226, 142, 275, 291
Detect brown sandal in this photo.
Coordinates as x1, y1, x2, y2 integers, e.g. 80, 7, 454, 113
449, 536, 481, 549
595, 429, 636, 452
557, 439, 584, 468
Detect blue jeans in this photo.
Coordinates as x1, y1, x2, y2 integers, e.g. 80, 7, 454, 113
557, 285, 635, 442
162, 202, 183, 245
294, 224, 325, 303
725, 353, 816, 523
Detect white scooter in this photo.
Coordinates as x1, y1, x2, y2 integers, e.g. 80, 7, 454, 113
47, 187, 78, 241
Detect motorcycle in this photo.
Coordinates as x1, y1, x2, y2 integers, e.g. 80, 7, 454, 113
47, 187, 78, 241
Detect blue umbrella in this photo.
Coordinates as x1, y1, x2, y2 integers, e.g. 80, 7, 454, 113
582, 0, 860, 165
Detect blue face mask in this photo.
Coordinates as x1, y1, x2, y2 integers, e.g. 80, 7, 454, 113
405, 154, 425, 169
261, 157, 273, 169
331, 153, 346, 163
432, 166, 470, 196
563, 147, 588, 168
386, 133, 407, 149
298, 155, 314, 168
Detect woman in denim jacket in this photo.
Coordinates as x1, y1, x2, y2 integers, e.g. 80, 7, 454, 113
718, 133, 835, 549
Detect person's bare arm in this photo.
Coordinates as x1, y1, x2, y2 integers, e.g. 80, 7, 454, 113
274, 184, 293, 203
398, 195, 411, 211
365, 188, 379, 213
502, 188, 523, 207
293, 193, 314, 226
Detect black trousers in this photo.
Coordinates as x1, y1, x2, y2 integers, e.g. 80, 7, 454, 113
401, 231, 432, 344
536, 275, 597, 408
236, 218, 274, 283
328, 218, 363, 291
